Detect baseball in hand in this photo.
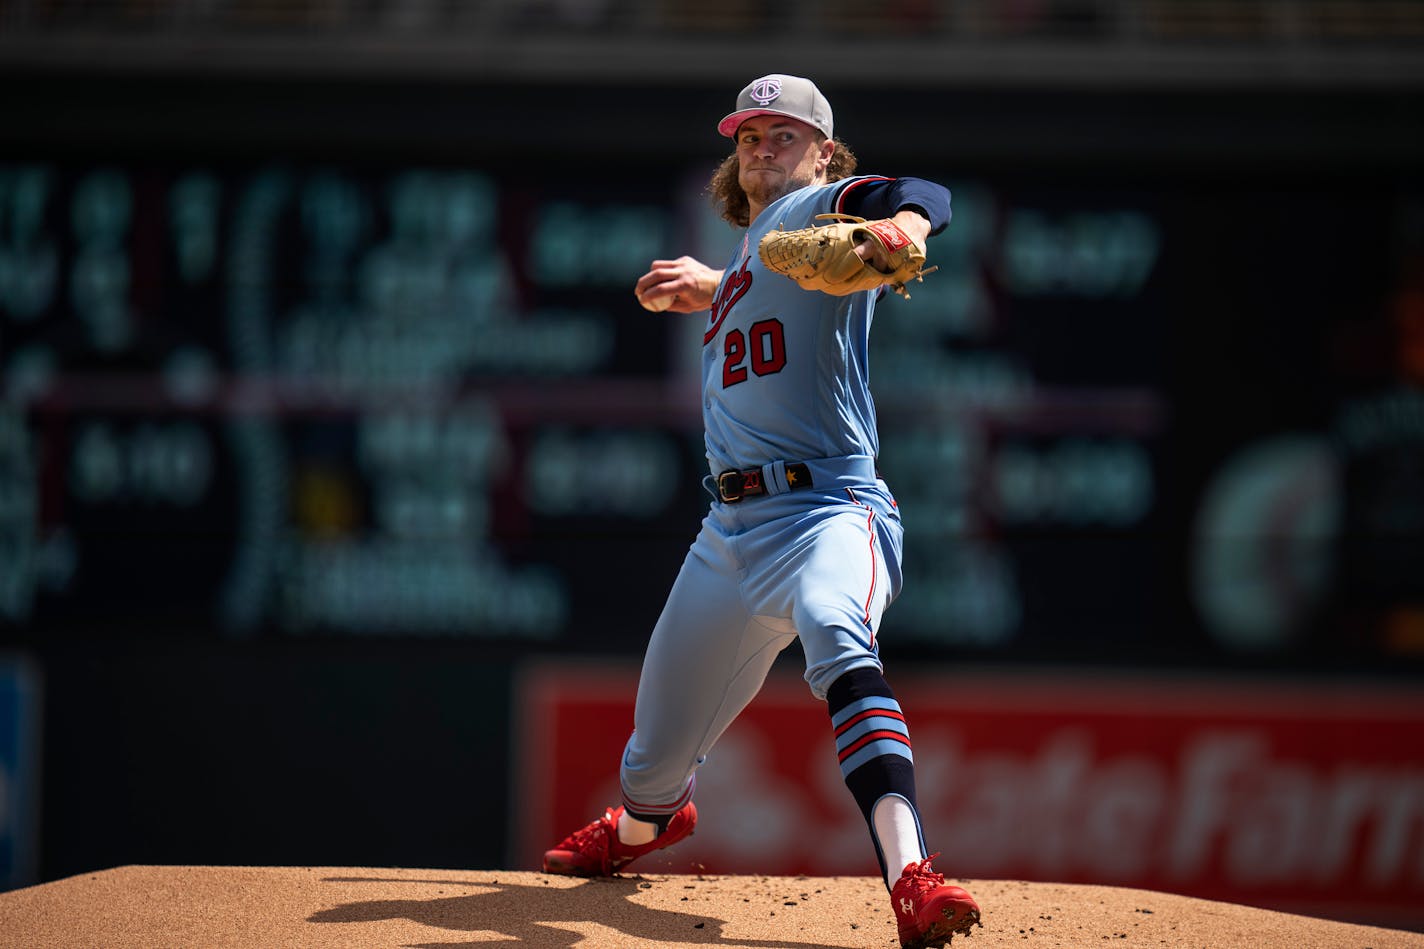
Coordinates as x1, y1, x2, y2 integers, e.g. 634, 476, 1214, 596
640, 292, 675, 312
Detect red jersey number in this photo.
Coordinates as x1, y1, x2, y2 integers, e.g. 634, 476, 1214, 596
722, 318, 787, 388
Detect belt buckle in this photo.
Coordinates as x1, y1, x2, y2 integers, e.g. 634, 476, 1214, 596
717, 470, 745, 503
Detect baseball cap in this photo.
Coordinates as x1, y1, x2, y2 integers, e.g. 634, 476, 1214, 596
717, 74, 834, 140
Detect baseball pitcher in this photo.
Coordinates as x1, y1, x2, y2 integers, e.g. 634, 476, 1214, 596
542, 74, 982, 949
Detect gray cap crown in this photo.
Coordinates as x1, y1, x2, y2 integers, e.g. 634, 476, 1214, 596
717, 74, 834, 140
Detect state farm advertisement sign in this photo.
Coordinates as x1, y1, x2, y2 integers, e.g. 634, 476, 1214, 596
514, 664, 1424, 929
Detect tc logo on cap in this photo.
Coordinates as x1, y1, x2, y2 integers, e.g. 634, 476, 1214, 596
749, 77, 782, 106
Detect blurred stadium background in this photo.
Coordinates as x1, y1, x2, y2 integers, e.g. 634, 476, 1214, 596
1, 0, 1422, 932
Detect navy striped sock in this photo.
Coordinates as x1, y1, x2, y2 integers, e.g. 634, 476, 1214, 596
827, 667, 923, 883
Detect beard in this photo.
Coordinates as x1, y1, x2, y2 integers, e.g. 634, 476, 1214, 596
739, 163, 815, 212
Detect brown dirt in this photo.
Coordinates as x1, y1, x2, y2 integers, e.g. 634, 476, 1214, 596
0, 866, 1420, 948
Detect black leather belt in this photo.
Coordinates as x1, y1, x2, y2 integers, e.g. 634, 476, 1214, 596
716, 463, 813, 503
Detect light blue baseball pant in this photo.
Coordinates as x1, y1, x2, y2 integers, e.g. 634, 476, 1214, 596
619, 455, 904, 820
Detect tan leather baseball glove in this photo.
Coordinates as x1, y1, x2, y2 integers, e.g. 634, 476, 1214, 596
757, 213, 937, 299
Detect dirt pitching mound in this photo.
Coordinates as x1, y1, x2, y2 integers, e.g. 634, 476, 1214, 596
0, 866, 1420, 948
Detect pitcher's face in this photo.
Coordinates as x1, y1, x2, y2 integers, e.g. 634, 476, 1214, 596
735, 115, 834, 215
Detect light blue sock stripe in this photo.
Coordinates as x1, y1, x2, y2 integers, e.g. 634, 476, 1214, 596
830, 695, 903, 729
840, 738, 915, 778
835, 716, 911, 754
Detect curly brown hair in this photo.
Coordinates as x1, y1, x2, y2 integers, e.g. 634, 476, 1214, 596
707, 137, 858, 228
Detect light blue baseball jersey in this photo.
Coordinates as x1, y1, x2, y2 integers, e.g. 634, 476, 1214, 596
701, 177, 889, 475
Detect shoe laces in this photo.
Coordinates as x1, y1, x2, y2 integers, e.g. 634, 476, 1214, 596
900, 852, 947, 898
567, 809, 617, 852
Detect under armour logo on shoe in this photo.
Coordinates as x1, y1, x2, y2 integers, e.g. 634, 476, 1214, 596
899, 897, 915, 916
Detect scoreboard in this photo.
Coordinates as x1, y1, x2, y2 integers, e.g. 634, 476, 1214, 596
0, 151, 1418, 667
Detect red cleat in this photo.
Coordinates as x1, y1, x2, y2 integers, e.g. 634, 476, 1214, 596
891, 853, 982, 948
542, 802, 697, 877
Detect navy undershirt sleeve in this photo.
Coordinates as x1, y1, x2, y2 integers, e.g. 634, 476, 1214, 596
834, 177, 953, 235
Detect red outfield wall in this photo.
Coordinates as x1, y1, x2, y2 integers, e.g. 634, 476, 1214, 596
515, 664, 1424, 931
